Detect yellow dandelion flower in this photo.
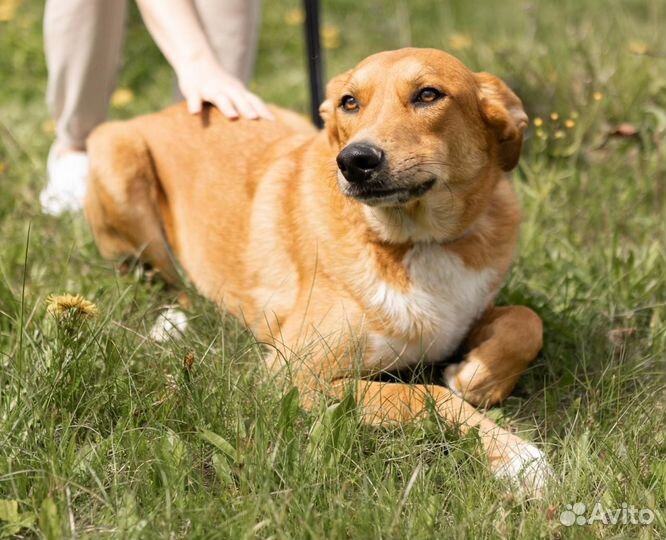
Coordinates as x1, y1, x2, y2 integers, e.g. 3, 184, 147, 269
41, 119, 55, 135
564, 119, 576, 129
593, 91, 604, 101
0, 162, 6, 175
284, 7, 305, 26
322, 24, 341, 49
111, 87, 134, 109
627, 40, 648, 55
550, 112, 559, 121
47, 294, 98, 319
0, 0, 21, 22
533, 117, 544, 127
536, 129, 547, 139
448, 33, 473, 51
554, 130, 566, 139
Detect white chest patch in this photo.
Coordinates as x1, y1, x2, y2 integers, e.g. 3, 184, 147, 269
364, 244, 497, 370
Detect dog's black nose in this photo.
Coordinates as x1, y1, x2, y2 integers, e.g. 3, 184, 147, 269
336, 143, 384, 183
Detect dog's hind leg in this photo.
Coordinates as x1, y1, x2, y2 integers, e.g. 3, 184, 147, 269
85, 121, 179, 283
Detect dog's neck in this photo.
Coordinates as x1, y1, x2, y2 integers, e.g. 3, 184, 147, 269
360, 203, 468, 244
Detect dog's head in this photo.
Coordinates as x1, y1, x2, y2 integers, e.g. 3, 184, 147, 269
319, 48, 527, 242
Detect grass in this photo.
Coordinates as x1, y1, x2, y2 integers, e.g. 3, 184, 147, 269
1, 0, 666, 538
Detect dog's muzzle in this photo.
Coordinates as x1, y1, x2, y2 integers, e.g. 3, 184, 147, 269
336, 143, 436, 206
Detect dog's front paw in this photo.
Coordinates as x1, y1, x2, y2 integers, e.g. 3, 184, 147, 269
492, 440, 552, 499
443, 356, 518, 407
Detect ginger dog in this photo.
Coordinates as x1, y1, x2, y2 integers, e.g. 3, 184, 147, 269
85, 48, 549, 494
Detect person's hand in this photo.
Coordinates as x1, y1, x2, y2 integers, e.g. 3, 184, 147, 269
177, 56, 273, 120
135, 0, 272, 121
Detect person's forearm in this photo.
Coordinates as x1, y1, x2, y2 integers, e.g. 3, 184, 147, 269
135, 0, 218, 74
135, 0, 272, 120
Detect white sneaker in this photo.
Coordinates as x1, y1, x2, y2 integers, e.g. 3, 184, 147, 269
40, 144, 89, 216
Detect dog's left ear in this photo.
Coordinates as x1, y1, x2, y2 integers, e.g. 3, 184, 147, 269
319, 69, 352, 147
475, 72, 528, 171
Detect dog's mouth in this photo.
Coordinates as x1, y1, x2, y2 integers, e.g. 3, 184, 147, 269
344, 178, 436, 206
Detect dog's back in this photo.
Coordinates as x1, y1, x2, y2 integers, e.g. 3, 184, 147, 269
86, 102, 316, 302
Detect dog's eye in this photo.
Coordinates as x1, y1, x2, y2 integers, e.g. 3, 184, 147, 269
414, 87, 445, 104
340, 95, 359, 112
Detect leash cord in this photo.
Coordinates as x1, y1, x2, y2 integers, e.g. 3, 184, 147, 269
303, 0, 324, 128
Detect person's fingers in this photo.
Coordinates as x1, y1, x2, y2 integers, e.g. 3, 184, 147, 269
247, 92, 274, 121
227, 90, 260, 120
186, 92, 202, 114
210, 92, 240, 119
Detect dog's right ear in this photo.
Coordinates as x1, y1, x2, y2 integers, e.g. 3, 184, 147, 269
319, 69, 352, 147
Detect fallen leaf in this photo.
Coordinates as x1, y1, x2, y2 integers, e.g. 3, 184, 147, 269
607, 327, 638, 347
609, 123, 639, 138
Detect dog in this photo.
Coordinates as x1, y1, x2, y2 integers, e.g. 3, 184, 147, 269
85, 48, 549, 495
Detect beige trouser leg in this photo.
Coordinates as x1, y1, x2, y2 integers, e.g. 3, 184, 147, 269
193, 0, 261, 85
45, 0, 261, 146
44, 0, 128, 150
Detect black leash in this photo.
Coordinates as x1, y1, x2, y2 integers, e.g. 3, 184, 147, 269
303, 0, 324, 128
